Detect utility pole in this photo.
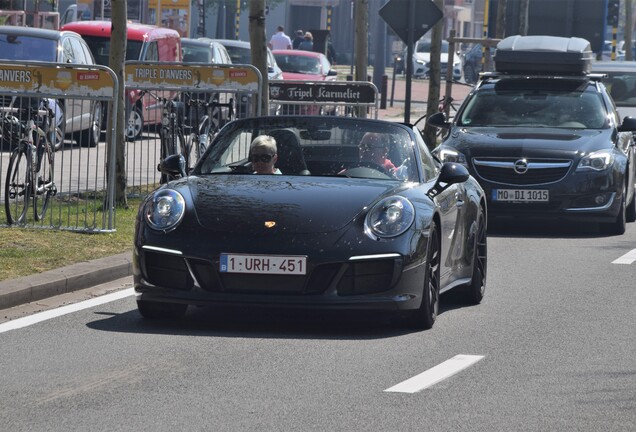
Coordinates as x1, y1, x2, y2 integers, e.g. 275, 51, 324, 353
519, 0, 529, 35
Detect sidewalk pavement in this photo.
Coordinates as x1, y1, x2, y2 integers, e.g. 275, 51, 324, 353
0, 77, 475, 312
0, 252, 133, 310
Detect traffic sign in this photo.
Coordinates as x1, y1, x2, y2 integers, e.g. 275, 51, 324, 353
379, 0, 443, 44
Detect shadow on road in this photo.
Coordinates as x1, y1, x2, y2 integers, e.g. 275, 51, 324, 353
487, 217, 617, 239
86, 292, 472, 340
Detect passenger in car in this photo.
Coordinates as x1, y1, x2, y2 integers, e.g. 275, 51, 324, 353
249, 135, 282, 174
359, 132, 396, 173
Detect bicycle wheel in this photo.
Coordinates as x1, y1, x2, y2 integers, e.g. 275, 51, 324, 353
184, 133, 199, 173
33, 138, 54, 221
4, 143, 32, 225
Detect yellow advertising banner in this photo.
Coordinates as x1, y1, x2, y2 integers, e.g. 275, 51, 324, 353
124, 64, 261, 91
0, 64, 115, 97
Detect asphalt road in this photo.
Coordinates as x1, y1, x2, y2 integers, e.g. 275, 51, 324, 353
1, 219, 634, 431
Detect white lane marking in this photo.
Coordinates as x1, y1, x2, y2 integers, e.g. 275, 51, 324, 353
0, 288, 135, 334
384, 354, 485, 393
612, 249, 636, 264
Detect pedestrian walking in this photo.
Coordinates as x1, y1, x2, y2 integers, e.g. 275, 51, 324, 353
292, 29, 304, 49
269, 25, 292, 50
298, 32, 314, 51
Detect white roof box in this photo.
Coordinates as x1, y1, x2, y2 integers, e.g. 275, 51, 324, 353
494, 35, 594, 75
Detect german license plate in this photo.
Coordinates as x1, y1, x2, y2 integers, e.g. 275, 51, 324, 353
492, 189, 549, 202
220, 253, 307, 275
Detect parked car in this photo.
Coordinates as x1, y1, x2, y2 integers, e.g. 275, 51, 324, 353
462, 43, 495, 84
272, 50, 337, 114
134, 115, 488, 330
272, 49, 337, 81
0, 26, 102, 149
61, 21, 182, 141
213, 39, 283, 81
592, 61, 636, 118
213, 39, 283, 116
181, 37, 232, 65
429, 35, 636, 235
411, 39, 462, 81
180, 38, 234, 130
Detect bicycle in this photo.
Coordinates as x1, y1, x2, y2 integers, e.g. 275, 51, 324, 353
184, 94, 235, 170
142, 91, 189, 182
4, 99, 57, 225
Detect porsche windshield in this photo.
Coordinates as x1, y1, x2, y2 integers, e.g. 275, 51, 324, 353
458, 80, 609, 129
196, 118, 420, 182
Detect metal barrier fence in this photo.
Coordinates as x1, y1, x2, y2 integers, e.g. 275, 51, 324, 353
0, 62, 118, 232
122, 62, 262, 198
268, 80, 379, 119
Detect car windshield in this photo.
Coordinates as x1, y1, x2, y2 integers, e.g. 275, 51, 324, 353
0, 34, 57, 61
274, 54, 321, 74
416, 40, 449, 53
182, 45, 210, 63
224, 45, 251, 65
458, 79, 609, 129
195, 117, 418, 182
81, 36, 143, 65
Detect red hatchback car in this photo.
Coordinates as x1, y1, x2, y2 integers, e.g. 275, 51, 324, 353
272, 49, 337, 81
272, 50, 337, 114
61, 21, 182, 140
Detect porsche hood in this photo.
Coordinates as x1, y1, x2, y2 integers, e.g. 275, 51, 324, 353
184, 175, 402, 234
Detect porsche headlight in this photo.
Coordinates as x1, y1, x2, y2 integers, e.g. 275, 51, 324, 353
144, 189, 185, 232
437, 147, 467, 164
577, 150, 614, 172
365, 196, 415, 239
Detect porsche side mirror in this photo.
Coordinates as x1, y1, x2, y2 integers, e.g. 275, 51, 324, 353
618, 116, 636, 132
158, 154, 186, 179
427, 112, 451, 130
427, 162, 470, 198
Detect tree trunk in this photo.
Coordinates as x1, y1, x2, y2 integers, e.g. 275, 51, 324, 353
423, 0, 443, 149
354, 0, 368, 117
248, 0, 268, 116
108, 0, 128, 208
496, 0, 507, 39
519, 0, 529, 36
626, 0, 633, 61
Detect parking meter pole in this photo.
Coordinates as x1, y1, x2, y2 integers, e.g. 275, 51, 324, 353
390, 64, 396, 107
380, 75, 388, 109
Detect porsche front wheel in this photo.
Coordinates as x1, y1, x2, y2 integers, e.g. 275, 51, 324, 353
137, 300, 187, 319
406, 221, 440, 330
460, 208, 487, 304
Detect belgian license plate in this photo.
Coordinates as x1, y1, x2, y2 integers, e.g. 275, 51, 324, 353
492, 189, 549, 202
220, 253, 307, 275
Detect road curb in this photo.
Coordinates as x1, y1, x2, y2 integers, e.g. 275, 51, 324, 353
0, 252, 133, 310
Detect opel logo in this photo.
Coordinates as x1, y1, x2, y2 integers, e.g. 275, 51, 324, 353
513, 159, 529, 174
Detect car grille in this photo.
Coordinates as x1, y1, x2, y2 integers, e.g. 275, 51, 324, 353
143, 251, 399, 296
472, 158, 572, 185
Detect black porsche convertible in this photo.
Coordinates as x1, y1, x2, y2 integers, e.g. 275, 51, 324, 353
133, 116, 487, 330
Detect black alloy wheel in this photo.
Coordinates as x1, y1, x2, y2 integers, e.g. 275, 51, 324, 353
405, 221, 440, 330
460, 207, 487, 304
600, 184, 627, 235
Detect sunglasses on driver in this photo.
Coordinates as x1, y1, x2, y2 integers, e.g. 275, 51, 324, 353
250, 153, 274, 163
